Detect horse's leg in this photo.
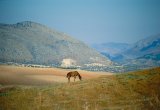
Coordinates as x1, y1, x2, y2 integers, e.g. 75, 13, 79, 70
68, 77, 70, 83
74, 76, 76, 82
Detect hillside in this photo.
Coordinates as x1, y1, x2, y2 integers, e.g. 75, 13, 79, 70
0, 21, 111, 69
92, 34, 160, 71
91, 42, 130, 60
93, 34, 160, 62
124, 34, 160, 59
0, 66, 159, 110
120, 34, 160, 71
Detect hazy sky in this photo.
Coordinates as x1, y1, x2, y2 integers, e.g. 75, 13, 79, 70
0, 0, 160, 44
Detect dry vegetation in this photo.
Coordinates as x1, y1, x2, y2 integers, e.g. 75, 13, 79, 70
0, 65, 160, 110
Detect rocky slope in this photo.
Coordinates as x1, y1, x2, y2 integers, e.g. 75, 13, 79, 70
0, 21, 112, 68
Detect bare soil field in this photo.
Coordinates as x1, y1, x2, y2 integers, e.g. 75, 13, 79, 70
0, 65, 112, 85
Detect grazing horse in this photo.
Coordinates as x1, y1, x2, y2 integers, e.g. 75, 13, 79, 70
66, 71, 82, 83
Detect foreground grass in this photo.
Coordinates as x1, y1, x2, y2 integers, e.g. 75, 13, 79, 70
0, 67, 160, 110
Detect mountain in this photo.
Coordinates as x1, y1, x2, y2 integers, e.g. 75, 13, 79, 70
124, 34, 160, 70
0, 21, 112, 69
94, 34, 160, 62
123, 34, 160, 59
118, 34, 160, 71
92, 34, 160, 72
91, 42, 130, 61
92, 42, 130, 55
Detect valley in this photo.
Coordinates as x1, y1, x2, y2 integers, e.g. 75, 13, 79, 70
0, 1, 159, 109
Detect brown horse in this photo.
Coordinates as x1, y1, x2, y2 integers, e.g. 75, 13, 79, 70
66, 71, 82, 83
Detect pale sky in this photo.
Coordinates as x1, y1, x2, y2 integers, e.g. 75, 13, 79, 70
0, 0, 160, 44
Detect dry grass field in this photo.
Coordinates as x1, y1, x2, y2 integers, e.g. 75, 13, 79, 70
0, 65, 112, 85
0, 65, 160, 110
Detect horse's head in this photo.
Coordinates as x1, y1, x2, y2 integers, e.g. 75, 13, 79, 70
78, 74, 82, 80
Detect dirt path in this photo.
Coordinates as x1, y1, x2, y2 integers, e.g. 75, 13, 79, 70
0, 65, 113, 85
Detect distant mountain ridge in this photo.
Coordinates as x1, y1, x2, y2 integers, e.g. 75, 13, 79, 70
92, 34, 160, 71
0, 21, 112, 68
92, 42, 130, 54
123, 34, 160, 59
91, 42, 131, 61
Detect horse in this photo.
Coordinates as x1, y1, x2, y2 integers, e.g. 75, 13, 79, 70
66, 71, 82, 83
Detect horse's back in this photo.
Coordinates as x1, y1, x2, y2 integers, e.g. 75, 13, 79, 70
67, 71, 79, 76
73, 71, 79, 75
